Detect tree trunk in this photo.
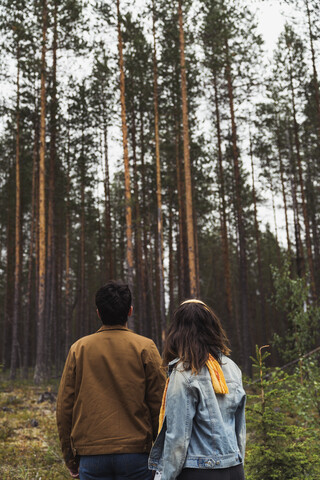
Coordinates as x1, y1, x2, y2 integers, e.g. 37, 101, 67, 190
131, 104, 145, 335
168, 189, 175, 318
276, 131, 292, 260
287, 128, 305, 278
225, 38, 251, 375
152, 0, 166, 341
178, 0, 197, 297
249, 133, 267, 344
139, 102, 148, 338
80, 140, 86, 337
65, 138, 71, 356
305, 0, 320, 140
10, 42, 21, 380
103, 121, 114, 279
269, 166, 281, 266
117, 0, 134, 329
3, 191, 14, 371
174, 103, 189, 300
287, 40, 316, 298
23, 114, 38, 378
213, 73, 235, 331
34, 0, 48, 384
46, 0, 58, 374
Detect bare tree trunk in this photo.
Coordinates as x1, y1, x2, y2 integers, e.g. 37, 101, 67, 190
138, 102, 150, 337
249, 133, 267, 344
287, 41, 316, 298
277, 133, 292, 259
225, 38, 251, 375
305, 0, 320, 140
65, 139, 71, 356
131, 105, 145, 335
178, 0, 198, 297
23, 115, 38, 378
4, 194, 14, 371
268, 164, 281, 266
103, 121, 113, 279
80, 144, 86, 337
174, 102, 189, 300
168, 189, 175, 318
34, 0, 48, 384
46, 0, 58, 375
287, 128, 305, 278
117, 0, 134, 329
152, 0, 166, 341
10, 42, 21, 380
213, 73, 235, 331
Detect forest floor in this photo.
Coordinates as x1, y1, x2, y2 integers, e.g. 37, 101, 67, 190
0, 377, 69, 480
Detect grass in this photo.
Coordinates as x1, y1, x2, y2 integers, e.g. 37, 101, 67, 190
0, 379, 70, 480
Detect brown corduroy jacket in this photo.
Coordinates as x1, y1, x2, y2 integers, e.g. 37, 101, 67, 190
56, 325, 166, 470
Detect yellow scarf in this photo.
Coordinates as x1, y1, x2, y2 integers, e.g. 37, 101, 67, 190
158, 354, 229, 433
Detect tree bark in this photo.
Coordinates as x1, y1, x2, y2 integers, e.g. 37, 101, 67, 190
80, 130, 86, 337
138, 101, 157, 341
276, 128, 292, 259
117, 0, 134, 329
131, 104, 145, 335
65, 130, 71, 356
178, 0, 198, 297
34, 0, 48, 384
225, 38, 251, 375
287, 128, 305, 278
103, 121, 113, 279
249, 132, 267, 344
23, 113, 38, 378
10, 41, 21, 380
152, 0, 166, 341
45, 0, 58, 373
305, 0, 320, 140
213, 73, 234, 330
287, 40, 316, 298
168, 189, 175, 318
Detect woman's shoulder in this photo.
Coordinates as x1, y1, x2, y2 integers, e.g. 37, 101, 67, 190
220, 355, 243, 383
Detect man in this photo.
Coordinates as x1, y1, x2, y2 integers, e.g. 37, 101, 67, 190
57, 280, 166, 480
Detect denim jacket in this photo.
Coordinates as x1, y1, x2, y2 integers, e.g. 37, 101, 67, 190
148, 355, 246, 480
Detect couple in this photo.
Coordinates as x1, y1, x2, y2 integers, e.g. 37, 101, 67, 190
57, 281, 246, 480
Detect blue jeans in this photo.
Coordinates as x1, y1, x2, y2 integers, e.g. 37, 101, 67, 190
79, 453, 153, 480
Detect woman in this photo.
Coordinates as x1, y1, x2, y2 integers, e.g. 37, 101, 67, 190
149, 299, 246, 480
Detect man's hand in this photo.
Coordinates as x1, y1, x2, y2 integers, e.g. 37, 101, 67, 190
68, 467, 79, 479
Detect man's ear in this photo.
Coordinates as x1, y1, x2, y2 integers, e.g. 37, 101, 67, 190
96, 308, 101, 319
128, 305, 133, 317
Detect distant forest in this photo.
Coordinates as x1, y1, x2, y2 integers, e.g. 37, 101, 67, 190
0, 0, 319, 382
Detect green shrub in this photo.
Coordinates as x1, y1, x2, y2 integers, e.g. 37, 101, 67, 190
245, 346, 320, 480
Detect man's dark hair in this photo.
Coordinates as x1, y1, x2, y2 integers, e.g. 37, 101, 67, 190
95, 281, 132, 326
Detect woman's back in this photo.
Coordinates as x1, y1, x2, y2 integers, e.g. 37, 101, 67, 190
149, 299, 246, 480
149, 355, 245, 476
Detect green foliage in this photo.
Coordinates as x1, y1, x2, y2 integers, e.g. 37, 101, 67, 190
245, 346, 320, 480
271, 261, 320, 361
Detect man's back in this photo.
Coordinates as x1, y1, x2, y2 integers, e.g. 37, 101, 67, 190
56, 280, 165, 479
57, 324, 165, 461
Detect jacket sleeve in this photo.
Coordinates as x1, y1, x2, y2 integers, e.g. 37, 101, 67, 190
235, 382, 246, 463
161, 369, 198, 480
144, 341, 166, 440
56, 348, 78, 470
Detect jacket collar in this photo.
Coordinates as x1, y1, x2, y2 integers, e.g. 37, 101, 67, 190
168, 357, 180, 374
97, 324, 130, 333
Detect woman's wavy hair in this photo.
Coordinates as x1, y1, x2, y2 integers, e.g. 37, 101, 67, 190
162, 299, 231, 373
